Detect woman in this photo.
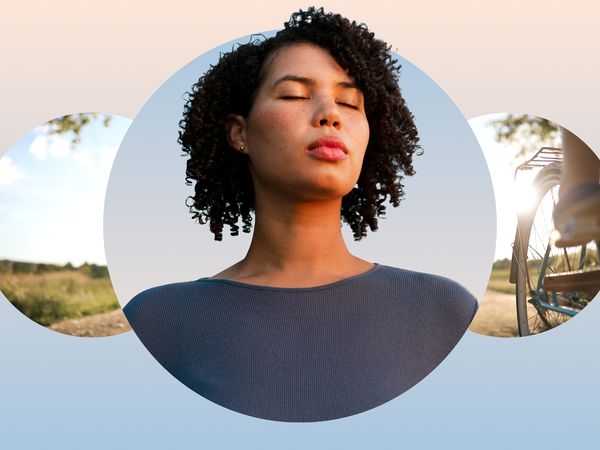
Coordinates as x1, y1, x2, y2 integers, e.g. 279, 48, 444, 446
124, 7, 478, 422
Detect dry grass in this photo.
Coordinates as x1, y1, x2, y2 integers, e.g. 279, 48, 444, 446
487, 267, 516, 294
0, 270, 120, 326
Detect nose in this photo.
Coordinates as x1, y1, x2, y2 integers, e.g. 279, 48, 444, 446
312, 98, 342, 129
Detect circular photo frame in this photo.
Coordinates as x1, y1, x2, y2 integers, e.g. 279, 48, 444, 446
105, 9, 495, 422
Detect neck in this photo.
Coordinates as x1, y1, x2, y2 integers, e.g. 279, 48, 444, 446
246, 196, 351, 271
214, 190, 372, 286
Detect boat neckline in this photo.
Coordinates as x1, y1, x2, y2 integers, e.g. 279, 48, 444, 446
197, 263, 382, 292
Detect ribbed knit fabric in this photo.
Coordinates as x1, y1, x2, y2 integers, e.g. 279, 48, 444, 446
124, 264, 478, 422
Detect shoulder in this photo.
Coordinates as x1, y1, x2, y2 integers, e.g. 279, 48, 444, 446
374, 264, 479, 321
123, 279, 213, 323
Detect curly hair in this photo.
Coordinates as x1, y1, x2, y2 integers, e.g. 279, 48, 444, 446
179, 6, 421, 241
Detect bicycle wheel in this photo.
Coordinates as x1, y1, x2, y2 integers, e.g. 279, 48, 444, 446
513, 163, 595, 336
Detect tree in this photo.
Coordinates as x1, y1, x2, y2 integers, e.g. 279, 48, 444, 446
45, 113, 112, 146
490, 114, 559, 159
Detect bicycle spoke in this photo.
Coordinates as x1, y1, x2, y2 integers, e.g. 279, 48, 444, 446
514, 162, 594, 336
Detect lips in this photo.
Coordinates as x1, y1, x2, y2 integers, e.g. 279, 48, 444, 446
306, 137, 349, 162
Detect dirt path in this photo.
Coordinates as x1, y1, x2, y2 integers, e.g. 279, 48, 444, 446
469, 290, 519, 338
49, 308, 131, 337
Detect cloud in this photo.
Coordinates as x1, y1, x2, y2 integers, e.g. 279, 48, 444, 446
0, 156, 25, 186
29, 134, 71, 160
98, 145, 118, 180
71, 150, 93, 165
71, 145, 118, 185
29, 135, 48, 160
49, 138, 71, 158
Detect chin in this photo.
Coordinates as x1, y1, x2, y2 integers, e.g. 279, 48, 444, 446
297, 174, 356, 200
301, 184, 355, 202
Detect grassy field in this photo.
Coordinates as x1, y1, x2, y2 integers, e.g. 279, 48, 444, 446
487, 267, 516, 295
488, 246, 598, 296
0, 268, 120, 326
486, 258, 516, 295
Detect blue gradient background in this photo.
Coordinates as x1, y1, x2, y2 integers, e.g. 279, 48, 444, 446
2, 286, 599, 448
2, 35, 599, 449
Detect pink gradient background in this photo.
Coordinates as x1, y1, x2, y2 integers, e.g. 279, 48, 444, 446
1, 0, 599, 157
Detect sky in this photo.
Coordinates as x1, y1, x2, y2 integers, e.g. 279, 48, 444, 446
468, 113, 553, 261
0, 115, 131, 266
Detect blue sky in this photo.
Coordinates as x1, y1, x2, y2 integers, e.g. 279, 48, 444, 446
0, 115, 131, 265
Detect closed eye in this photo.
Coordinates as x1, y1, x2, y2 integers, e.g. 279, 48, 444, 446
338, 101, 359, 110
280, 95, 309, 100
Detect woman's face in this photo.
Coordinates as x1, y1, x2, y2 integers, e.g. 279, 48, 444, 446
230, 42, 370, 204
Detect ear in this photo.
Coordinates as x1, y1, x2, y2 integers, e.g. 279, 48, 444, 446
225, 114, 248, 154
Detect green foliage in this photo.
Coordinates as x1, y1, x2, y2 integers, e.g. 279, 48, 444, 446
77, 262, 110, 279
492, 258, 511, 270
0, 259, 110, 277
45, 113, 112, 147
490, 114, 560, 159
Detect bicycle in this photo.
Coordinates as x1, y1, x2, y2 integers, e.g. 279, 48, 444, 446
509, 147, 600, 336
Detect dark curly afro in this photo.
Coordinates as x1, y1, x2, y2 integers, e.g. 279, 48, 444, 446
179, 6, 421, 241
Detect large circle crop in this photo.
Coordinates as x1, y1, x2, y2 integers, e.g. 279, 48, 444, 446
104, 33, 495, 420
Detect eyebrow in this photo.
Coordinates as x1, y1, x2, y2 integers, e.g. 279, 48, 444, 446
272, 75, 360, 91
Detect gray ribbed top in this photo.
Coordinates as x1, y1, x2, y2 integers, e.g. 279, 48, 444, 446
124, 264, 478, 422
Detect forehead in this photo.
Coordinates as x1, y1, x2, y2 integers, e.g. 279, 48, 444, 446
260, 42, 353, 85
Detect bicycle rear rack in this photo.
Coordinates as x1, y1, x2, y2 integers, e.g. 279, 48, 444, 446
514, 147, 562, 180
